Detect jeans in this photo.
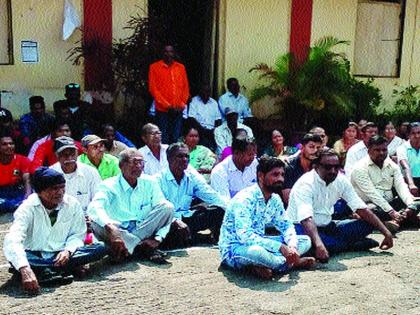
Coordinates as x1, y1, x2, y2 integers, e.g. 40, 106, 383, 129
155, 109, 184, 144
24, 243, 108, 271
226, 235, 311, 272
295, 219, 373, 254
0, 185, 26, 213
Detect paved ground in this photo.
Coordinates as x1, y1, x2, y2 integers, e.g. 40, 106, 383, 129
0, 213, 419, 315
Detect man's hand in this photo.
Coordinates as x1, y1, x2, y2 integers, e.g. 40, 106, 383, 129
315, 244, 330, 263
379, 232, 394, 250
388, 210, 403, 223
141, 238, 160, 250
280, 245, 300, 267
105, 224, 129, 261
53, 250, 70, 267
408, 184, 418, 197
20, 266, 40, 294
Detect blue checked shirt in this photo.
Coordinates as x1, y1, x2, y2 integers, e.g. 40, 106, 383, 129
219, 184, 298, 265
155, 166, 227, 219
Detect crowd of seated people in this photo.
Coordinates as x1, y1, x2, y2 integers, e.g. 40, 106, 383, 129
1, 45, 419, 293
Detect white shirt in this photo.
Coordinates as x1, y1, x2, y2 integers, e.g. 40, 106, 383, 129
139, 144, 169, 175
188, 96, 221, 129
287, 170, 367, 227
344, 141, 368, 177
218, 92, 252, 123
51, 162, 102, 213
210, 155, 258, 199
3, 193, 86, 270
387, 136, 404, 157
214, 122, 253, 155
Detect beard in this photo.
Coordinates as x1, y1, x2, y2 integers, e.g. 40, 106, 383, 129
265, 182, 283, 193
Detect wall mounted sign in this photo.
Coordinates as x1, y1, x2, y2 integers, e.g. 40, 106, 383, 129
21, 41, 39, 63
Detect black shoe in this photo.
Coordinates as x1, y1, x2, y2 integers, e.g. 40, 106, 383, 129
349, 238, 379, 251
37, 268, 73, 286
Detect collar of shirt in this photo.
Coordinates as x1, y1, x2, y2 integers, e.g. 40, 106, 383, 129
367, 156, 393, 169
118, 174, 137, 192
143, 144, 166, 157
227, 156, 255, 173
26, 193, 67, 213
227, 92, 244, 100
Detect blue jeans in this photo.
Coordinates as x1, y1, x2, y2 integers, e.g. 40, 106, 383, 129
155, 109, 183, 144
226, 235, 311, 272
0, 185, 26, 213
24, 243, 108, 271
295, 219, 373, 254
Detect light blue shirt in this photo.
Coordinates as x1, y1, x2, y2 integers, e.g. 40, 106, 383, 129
218, 92, 252, 122
155, 166, 227, 219
218, 184, 298, 266
87, 174, 170, 239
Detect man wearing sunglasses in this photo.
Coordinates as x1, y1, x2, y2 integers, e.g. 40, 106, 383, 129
287, 149, 394, 263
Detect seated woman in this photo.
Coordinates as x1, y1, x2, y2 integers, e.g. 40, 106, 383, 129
383, 121, 404, 161
183, 127, 217, 182
263, 129, 297, 160
333, 122, 359, 166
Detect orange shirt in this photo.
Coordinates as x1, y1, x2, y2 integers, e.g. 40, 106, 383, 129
148, 60, 190, 112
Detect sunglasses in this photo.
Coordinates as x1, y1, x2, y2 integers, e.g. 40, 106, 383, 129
67, 83, 80, 89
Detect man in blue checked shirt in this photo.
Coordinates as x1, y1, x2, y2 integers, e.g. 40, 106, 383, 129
156, 142, 227, 248
219, 156, 315, 280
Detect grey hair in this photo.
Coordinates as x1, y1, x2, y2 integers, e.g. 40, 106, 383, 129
118, 148, 142, 166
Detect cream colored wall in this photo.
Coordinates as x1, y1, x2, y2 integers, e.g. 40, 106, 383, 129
112, 0, 147, 41
221, 0, 291, 96
311, 0, 420, 109
0, 0, 83, 117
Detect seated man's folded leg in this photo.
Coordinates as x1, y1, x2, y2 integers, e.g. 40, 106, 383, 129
335, 219, 374, 247
231, 245, 287, 273
66, 243, 108, 268
183, 206, 225, 241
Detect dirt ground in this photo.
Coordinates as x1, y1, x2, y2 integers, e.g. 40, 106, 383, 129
0, 212, 419, 315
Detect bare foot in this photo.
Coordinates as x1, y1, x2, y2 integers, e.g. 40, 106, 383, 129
294, 257, 316, 270
245, 265, 273, 280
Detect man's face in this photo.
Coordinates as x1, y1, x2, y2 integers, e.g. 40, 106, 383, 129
169, 147, 190, 173
0, 137, 15, 155
315, 155, 341, 185
120, 153, 145, 179
226, 113, 238, 128
362, 127, 378, 143
301, 141, 321, 160
58, 107, 71, 120
235, 145, 256, 168
58, 148, 78, 171
31, 103, 45, 117
54, 125, 71, 138
86, 142, 105, 161
312, 128, 328, 147
163, 45, 175, 63
65, 89, 81, 103
260, 166, 285, 193
409, 126, 420, 146
104, 126, 115, 144
38, 183, 66, 206
199, 86, 210, 103
228, 80, 240, 95
143, 126, 162, 147
369, 143, 388, 166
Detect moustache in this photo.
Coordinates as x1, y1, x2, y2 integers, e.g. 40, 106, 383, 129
63, 160, 77, 165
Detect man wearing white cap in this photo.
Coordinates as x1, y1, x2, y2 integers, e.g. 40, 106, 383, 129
78, 134, 120, 180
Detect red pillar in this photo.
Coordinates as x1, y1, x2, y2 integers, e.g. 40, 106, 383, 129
83, 0, 113, 90
289, 0, 313, 66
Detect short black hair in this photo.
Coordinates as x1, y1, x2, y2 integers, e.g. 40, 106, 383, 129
301, 133, 322, 145
166, 142, 189, 160
226, 77, 238, 87
29, 96, 45, 110
50, 119, 70, 134
257, 155, 285, 174
312, 148, 338, 165
367, 135, 388, 148
232, 136, 256, 153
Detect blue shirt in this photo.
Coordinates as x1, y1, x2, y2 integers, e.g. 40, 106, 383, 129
218, 184, 298, 266
87, 174, 170, 238
19, 113, 55, 142
218, 92, 252, 122
155, 166, 227, 219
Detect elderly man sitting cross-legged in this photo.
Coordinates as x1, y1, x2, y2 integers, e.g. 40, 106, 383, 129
88, 148, 174, 264
219, 156, 315, 280
3, 167, 107, 294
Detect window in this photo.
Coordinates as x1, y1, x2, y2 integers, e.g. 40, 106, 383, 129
353, 0, 405, 77
0, 0, 13, 65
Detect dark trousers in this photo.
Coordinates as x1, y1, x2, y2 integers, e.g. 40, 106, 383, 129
23, 243, 108, 272
0, 185, 25, 213
295, 219, 373, 254
156, 109, 183, 144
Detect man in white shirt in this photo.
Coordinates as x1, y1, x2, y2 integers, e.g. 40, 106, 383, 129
287, 149, 393, 263
344, 122, 378, 177
351, 136, 420, 232
50, 136, 101, 214
218, 78, 252, 123
138, 123, 169, 175
3, 167, 107, 293
211, 136, 258, 199
214, 108, 253, 156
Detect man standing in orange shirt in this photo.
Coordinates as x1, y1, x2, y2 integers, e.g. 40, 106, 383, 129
148, 45, 190, 144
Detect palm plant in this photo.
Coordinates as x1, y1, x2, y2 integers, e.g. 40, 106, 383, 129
250, 36, 354, 131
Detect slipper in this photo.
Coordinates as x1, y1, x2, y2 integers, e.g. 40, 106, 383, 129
148, 250, 170, 265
